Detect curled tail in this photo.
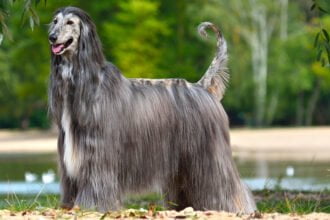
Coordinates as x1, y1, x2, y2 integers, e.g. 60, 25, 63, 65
197, 22, 229, 101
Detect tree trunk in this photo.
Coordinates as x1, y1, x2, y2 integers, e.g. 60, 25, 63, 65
176, 0, 185, 61
295, 92, 304, 126
265, 0, 288, 125
279, 0, 288, 40
249, 0, 270, 126
265, 90, 279, 125
305, 80, 320, 125
234, 0, 280, 126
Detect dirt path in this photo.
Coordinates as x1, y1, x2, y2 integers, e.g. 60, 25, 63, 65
0, 130, 57, 153
0, 127, 329, 161
1, 208, 330, 220
231, 127, 330, 161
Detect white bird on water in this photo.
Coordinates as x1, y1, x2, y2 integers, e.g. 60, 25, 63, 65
286, 166, 295, 177
24, 172, 38, 182
42, 170, 56, 184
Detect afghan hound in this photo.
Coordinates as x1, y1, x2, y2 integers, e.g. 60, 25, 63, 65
48, 6, 256, 213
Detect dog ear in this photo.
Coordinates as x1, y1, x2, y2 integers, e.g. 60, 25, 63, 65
78, 16, 104, 66
78, 19, 92, 56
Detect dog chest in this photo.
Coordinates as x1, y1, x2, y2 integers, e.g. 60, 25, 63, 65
61, 96, 81, 178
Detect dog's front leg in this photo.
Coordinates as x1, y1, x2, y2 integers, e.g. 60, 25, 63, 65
59, 172, 78, 209
57, 129, 78, 209
74, 169, 121, 212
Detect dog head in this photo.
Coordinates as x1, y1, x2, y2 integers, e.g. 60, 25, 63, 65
48, 7, 96, 56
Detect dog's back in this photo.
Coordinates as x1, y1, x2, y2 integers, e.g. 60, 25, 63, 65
100, 74, 255, 212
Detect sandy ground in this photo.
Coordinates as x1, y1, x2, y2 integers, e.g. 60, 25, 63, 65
0, 130, 57, 153
230, 127, 330, 161
1, 207, 330, 220
0, 127, 329, 161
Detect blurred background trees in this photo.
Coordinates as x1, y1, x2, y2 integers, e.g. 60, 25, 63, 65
0, 0, 329, 129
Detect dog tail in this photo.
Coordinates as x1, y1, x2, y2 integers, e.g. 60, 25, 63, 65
197, 22, 229, 101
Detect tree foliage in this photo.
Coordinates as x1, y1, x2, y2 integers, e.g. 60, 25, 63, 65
311, 0, 330, 67
0, 0, 329, 128
104, 0, 170, 78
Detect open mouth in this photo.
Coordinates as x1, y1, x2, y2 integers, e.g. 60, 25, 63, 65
51, 38, 73, 54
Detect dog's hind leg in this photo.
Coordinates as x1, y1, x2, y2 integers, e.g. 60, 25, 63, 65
172, 143, 256, 213
192, 155, 255, 213
163, 175, 191, 211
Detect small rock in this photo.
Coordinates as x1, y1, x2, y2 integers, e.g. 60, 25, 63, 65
181, 207, 194, 215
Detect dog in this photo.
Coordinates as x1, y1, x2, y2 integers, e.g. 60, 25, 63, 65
48, 6, 256, 213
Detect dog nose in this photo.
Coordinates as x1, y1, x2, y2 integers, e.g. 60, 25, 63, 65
49, 34, 57, 43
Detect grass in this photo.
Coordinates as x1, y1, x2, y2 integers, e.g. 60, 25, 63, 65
258, 199, 330, 213
0, 194, 59, 211
255, 190, 330, 214
124, 192, 165, 211
1, 190, 330, 214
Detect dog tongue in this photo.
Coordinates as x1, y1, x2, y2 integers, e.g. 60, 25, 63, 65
52, 44, 64, 54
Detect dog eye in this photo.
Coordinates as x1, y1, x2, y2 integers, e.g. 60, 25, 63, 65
66, 20, 74, 25
53, 19, 58, 24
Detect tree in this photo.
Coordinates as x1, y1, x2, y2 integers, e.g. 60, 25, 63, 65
0, 0, 329, 128
186, 0, 329, 126
0, 0, 43, 45
311, 0, 330, 68
103, 0, 169, 78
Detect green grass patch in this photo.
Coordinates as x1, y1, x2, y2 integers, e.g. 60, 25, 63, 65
255, 190, 330, 214
0, 194, 59, 211
124, 192, 165, 211
257, 198, 330, 213
1, 190, 330, 214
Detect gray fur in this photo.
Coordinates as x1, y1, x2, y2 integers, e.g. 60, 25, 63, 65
48, 6, 256, 213
197, 22, 229, 101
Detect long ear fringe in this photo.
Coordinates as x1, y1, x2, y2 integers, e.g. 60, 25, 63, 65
78, 18, 105, 67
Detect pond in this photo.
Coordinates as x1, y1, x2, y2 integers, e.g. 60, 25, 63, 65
0, 153, 329, 195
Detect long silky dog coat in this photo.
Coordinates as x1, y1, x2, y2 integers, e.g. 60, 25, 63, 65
48, 6, 256, 213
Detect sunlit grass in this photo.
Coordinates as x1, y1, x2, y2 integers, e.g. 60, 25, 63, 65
0, 194, 59, 211
255, 189, 330, 214
124, 192, 165, 211
1, 190, 330, 214
257, 197, 330, 213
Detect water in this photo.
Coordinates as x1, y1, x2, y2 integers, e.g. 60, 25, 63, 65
0, 153, 58, 195
236, 159, 330, 191
0, 153, 329, 195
